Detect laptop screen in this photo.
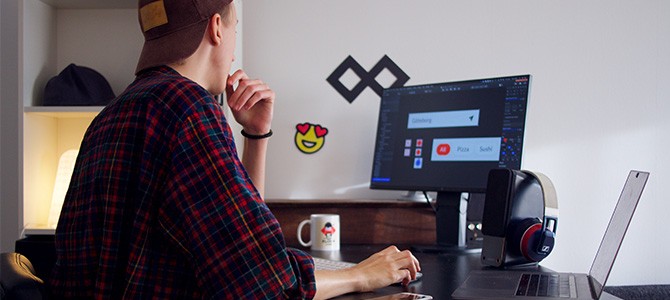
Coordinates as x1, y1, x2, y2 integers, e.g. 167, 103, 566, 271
588, 171, 649, 297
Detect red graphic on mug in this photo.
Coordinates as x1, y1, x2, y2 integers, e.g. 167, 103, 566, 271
320, 222, 338, 246
321, 222, 336, 237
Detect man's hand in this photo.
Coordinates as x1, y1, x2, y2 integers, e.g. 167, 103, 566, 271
313, 246, 421, 300
350, 245, 422, 291
226, 69, 274, 135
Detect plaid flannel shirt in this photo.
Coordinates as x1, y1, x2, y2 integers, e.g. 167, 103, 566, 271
50, 66, 316, 299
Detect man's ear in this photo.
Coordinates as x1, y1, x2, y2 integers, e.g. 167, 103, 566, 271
206, 13, 223, 46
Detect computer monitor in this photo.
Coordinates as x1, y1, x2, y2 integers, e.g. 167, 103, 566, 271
370, 74, 531, 250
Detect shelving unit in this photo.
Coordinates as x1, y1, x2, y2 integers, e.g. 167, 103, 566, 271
11, 0, 244, 238
21, 0, 140, 233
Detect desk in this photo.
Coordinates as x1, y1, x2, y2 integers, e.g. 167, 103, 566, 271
14, 240, 628, 299
309, 244, 483, 299
15, 198, 631, 299
310, 245, 622, 300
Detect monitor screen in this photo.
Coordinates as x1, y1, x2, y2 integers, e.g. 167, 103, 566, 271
370, 74, 531, 193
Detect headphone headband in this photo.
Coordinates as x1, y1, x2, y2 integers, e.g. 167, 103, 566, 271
522, 170, 559, 221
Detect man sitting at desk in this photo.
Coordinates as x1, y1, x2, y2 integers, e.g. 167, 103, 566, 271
49, 0, 420, 299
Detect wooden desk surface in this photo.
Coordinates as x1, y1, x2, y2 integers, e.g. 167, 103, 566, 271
266, 199, 437, 247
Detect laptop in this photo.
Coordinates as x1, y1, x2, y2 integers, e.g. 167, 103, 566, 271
452, 170, 649, 299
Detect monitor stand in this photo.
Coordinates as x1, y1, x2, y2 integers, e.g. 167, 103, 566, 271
397, 191, 432, 202
411, 191, 482, 254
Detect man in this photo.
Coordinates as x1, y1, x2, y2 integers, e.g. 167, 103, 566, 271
50, 0, 420, 299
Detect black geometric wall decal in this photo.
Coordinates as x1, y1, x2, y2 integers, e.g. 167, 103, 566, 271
327, 55, 410, 103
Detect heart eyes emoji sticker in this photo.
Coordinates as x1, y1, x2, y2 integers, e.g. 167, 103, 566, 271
295, 122, 328, 154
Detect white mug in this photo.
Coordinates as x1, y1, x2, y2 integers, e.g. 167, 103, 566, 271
297, 214, 340, 251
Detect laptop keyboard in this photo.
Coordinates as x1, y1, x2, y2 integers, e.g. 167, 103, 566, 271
515, 273, 574, 298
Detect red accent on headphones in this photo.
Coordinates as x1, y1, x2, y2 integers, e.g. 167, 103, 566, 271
520, 222, 544, 261
509, 217, 556, 263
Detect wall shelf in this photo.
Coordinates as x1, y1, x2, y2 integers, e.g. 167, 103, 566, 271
24, 106, 103, 118
23, 227, 56, 236
39, 0, 135, 9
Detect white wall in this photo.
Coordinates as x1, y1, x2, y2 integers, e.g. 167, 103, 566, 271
243, 0, 670, 285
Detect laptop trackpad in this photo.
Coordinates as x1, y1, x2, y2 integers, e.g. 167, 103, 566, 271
461, 271, 518, 289
452, 271, 520, 299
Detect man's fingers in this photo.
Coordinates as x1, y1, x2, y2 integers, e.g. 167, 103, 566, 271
389, 250, 420, 282
399, 269, 412, 286
227, 69, 248, 86
238, 83, 273, 109
228, 79, 273, 111
225, 69, 249, 100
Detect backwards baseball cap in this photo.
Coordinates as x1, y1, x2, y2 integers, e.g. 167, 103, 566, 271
135, 0, 233, 74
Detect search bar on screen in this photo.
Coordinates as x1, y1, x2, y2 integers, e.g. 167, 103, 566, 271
407, 109, 480, 129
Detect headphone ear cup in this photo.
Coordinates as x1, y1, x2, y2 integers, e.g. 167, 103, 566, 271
508, 218, 540, 257
509, 218, 553, 263
536, 229, 555, 257
520, 222, 552, 262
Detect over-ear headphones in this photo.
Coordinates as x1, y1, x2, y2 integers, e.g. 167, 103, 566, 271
508, 216, 557, 262
481, 169, 559, 267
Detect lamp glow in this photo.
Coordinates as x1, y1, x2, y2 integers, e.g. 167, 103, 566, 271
47, 149, 79, 228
